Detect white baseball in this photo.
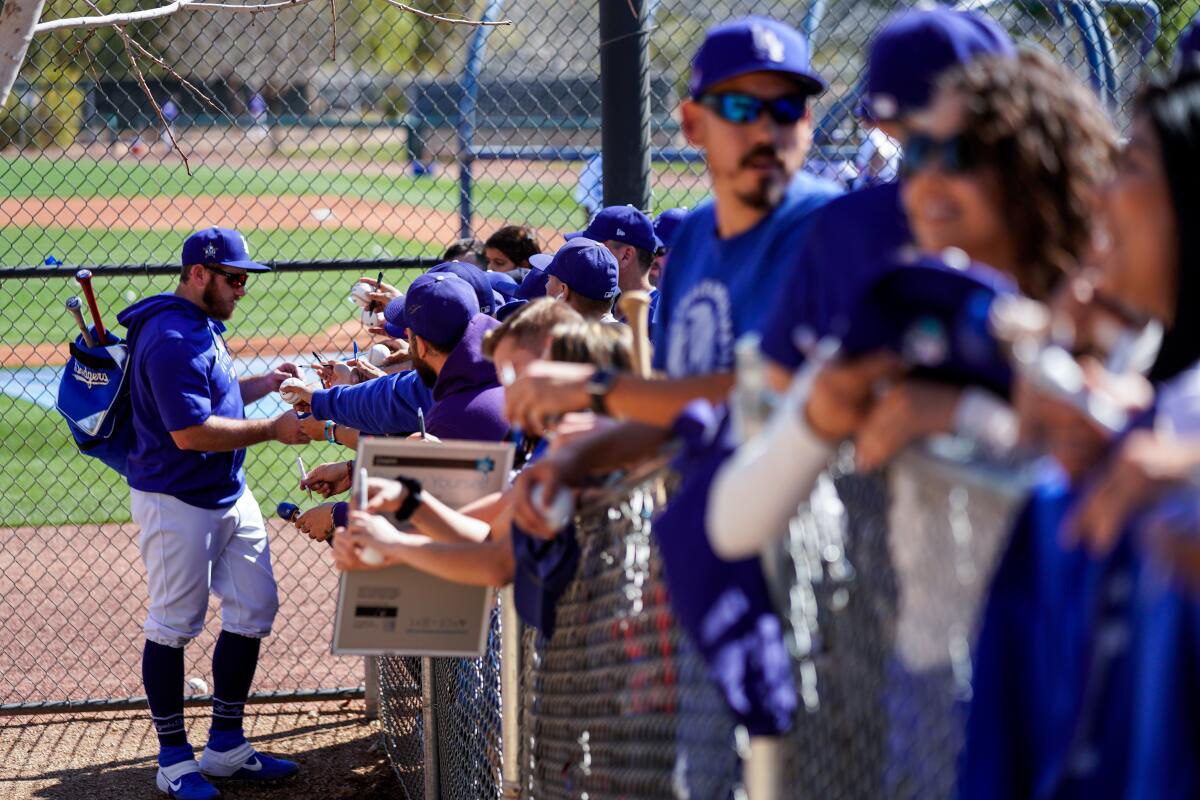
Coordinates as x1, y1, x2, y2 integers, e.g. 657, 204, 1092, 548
350, 281, 374, 308
333, 362, 354, 383
359, 545, 384, 566
186, 677, 209, 694
368, 343, 391, 367
279, 377, 308, 404
361, 309, 383, 328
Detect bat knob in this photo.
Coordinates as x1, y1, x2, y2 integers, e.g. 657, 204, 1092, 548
75, 268, 92, 281
276, 502, 300, 522
65, 296, 82, 310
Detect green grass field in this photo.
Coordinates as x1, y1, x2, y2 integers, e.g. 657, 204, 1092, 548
0, 394, 354, 527
0, 154, 710, 268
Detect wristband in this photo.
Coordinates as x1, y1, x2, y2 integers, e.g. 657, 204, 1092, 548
325, 419, 338, 444
394, 476, 424, 523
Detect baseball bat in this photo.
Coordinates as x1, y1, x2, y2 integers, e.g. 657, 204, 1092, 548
75, 269, 108, 343
65, 296, 95, 348
617, 290, 653, 378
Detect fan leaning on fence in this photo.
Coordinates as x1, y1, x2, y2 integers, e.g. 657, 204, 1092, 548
56, 227, 313, 800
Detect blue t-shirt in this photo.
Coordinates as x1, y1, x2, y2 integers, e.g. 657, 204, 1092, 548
119, 294, 246, 509
652, 172, 842, 377
760, 180, 912, 369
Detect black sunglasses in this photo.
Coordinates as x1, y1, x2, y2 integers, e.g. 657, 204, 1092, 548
204, 264, 249, 289
699, 91, 809, 125
901, 132, 987, 178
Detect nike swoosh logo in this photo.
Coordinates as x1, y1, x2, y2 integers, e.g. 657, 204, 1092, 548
168, 778, 183, 792
242, 757, 263, 772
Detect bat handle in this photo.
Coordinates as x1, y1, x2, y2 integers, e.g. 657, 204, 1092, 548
75, 269, 108, 343
67, 300, 96, 348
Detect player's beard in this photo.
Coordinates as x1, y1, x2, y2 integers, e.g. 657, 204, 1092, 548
201, 279, 235, 320
411, 351, 439, 388
734, 144, 790, 210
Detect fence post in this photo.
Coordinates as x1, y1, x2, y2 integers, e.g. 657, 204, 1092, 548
499, 587, 522, 798
421, 656, 440, 799
599, 0, 651, 209
363, 657, 379, 720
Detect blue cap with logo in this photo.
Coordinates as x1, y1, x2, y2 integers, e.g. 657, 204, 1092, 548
653, 208, 689, 251
543, 238, 620, 302
427, 261, 497, 316
384, 273, 480, 347
839, 249, 1017, 396
690, 16, 825, 99
181, 227, 270, 271
859, 8, 1016, 122
566, 205, 657, 253
516, 257, 551, 300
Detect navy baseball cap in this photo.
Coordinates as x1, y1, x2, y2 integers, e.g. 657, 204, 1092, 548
387, 273, 480, 346
653, 208, 689, 251
690, 16, 825, 99
383, 295, 408, 339
840, 249, 1017, 396
495, 299, 529, 322
860, 8, 1016, 122
566, 205, 657, 253
181, 227, 270, 271
487, 270, 521, 303
516, 259, 551, 300
427, 261, 496, 316
543, 238, 619, 302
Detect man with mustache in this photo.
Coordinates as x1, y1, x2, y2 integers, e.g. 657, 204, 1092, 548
503, 16, 840, 433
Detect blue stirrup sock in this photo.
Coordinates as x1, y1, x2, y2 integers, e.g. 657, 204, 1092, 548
143, 639, 191, 765
208, 630, 262, 752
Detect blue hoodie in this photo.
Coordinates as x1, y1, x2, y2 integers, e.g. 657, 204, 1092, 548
310, 369, 433, 436
118, 293, 246, 509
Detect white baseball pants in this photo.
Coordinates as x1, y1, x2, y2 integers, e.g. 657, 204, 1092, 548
131, 487, 279, 649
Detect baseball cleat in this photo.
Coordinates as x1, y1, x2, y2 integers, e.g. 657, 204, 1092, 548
156, 760, 220, 799
198, 741, 299, 781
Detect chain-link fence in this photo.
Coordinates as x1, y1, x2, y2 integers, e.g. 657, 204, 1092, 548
4, 0, 1196, 269
372, 442, 1036, 798
0, 261, 436, 712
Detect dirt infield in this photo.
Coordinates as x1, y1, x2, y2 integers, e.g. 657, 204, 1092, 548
0, 516, 359, 707
0, 699, 397, 799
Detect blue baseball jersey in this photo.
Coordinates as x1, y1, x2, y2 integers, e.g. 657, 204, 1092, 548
760, 180, 912, 369
652, 171, 841, 377
119, 294, 247, 509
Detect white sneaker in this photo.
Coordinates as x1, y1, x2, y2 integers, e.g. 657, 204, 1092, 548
198, 740, 299, 781
155, 759, 220, 799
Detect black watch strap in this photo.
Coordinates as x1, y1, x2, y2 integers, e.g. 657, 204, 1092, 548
585, 367, 619, 416
394, 476, 424, 522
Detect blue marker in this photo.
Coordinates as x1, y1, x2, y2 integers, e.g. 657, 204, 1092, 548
352, 340, 359, 362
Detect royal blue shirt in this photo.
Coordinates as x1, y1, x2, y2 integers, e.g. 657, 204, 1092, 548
119, 294, 247, 509
652, 171, 841, 377
760, 180, 912, 369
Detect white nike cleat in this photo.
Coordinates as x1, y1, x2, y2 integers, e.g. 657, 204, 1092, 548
198, 741, 299, 781
156, 759, 220, 799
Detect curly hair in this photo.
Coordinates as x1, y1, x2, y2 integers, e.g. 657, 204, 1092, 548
938, 49, 1117, 300
484, 225, 541, 268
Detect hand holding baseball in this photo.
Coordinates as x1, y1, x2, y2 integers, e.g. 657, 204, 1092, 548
279, 377, 314, 406
356, 275, 401, 301
268, 362, 302, 392
504, 360, 596, 436
333, 510, 418, 571
350, 358, 386, 382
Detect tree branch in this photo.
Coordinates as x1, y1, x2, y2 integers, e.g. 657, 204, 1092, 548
379, 0, 510, 26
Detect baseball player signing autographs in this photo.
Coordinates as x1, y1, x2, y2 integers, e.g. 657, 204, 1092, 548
117, 227, 309, 800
